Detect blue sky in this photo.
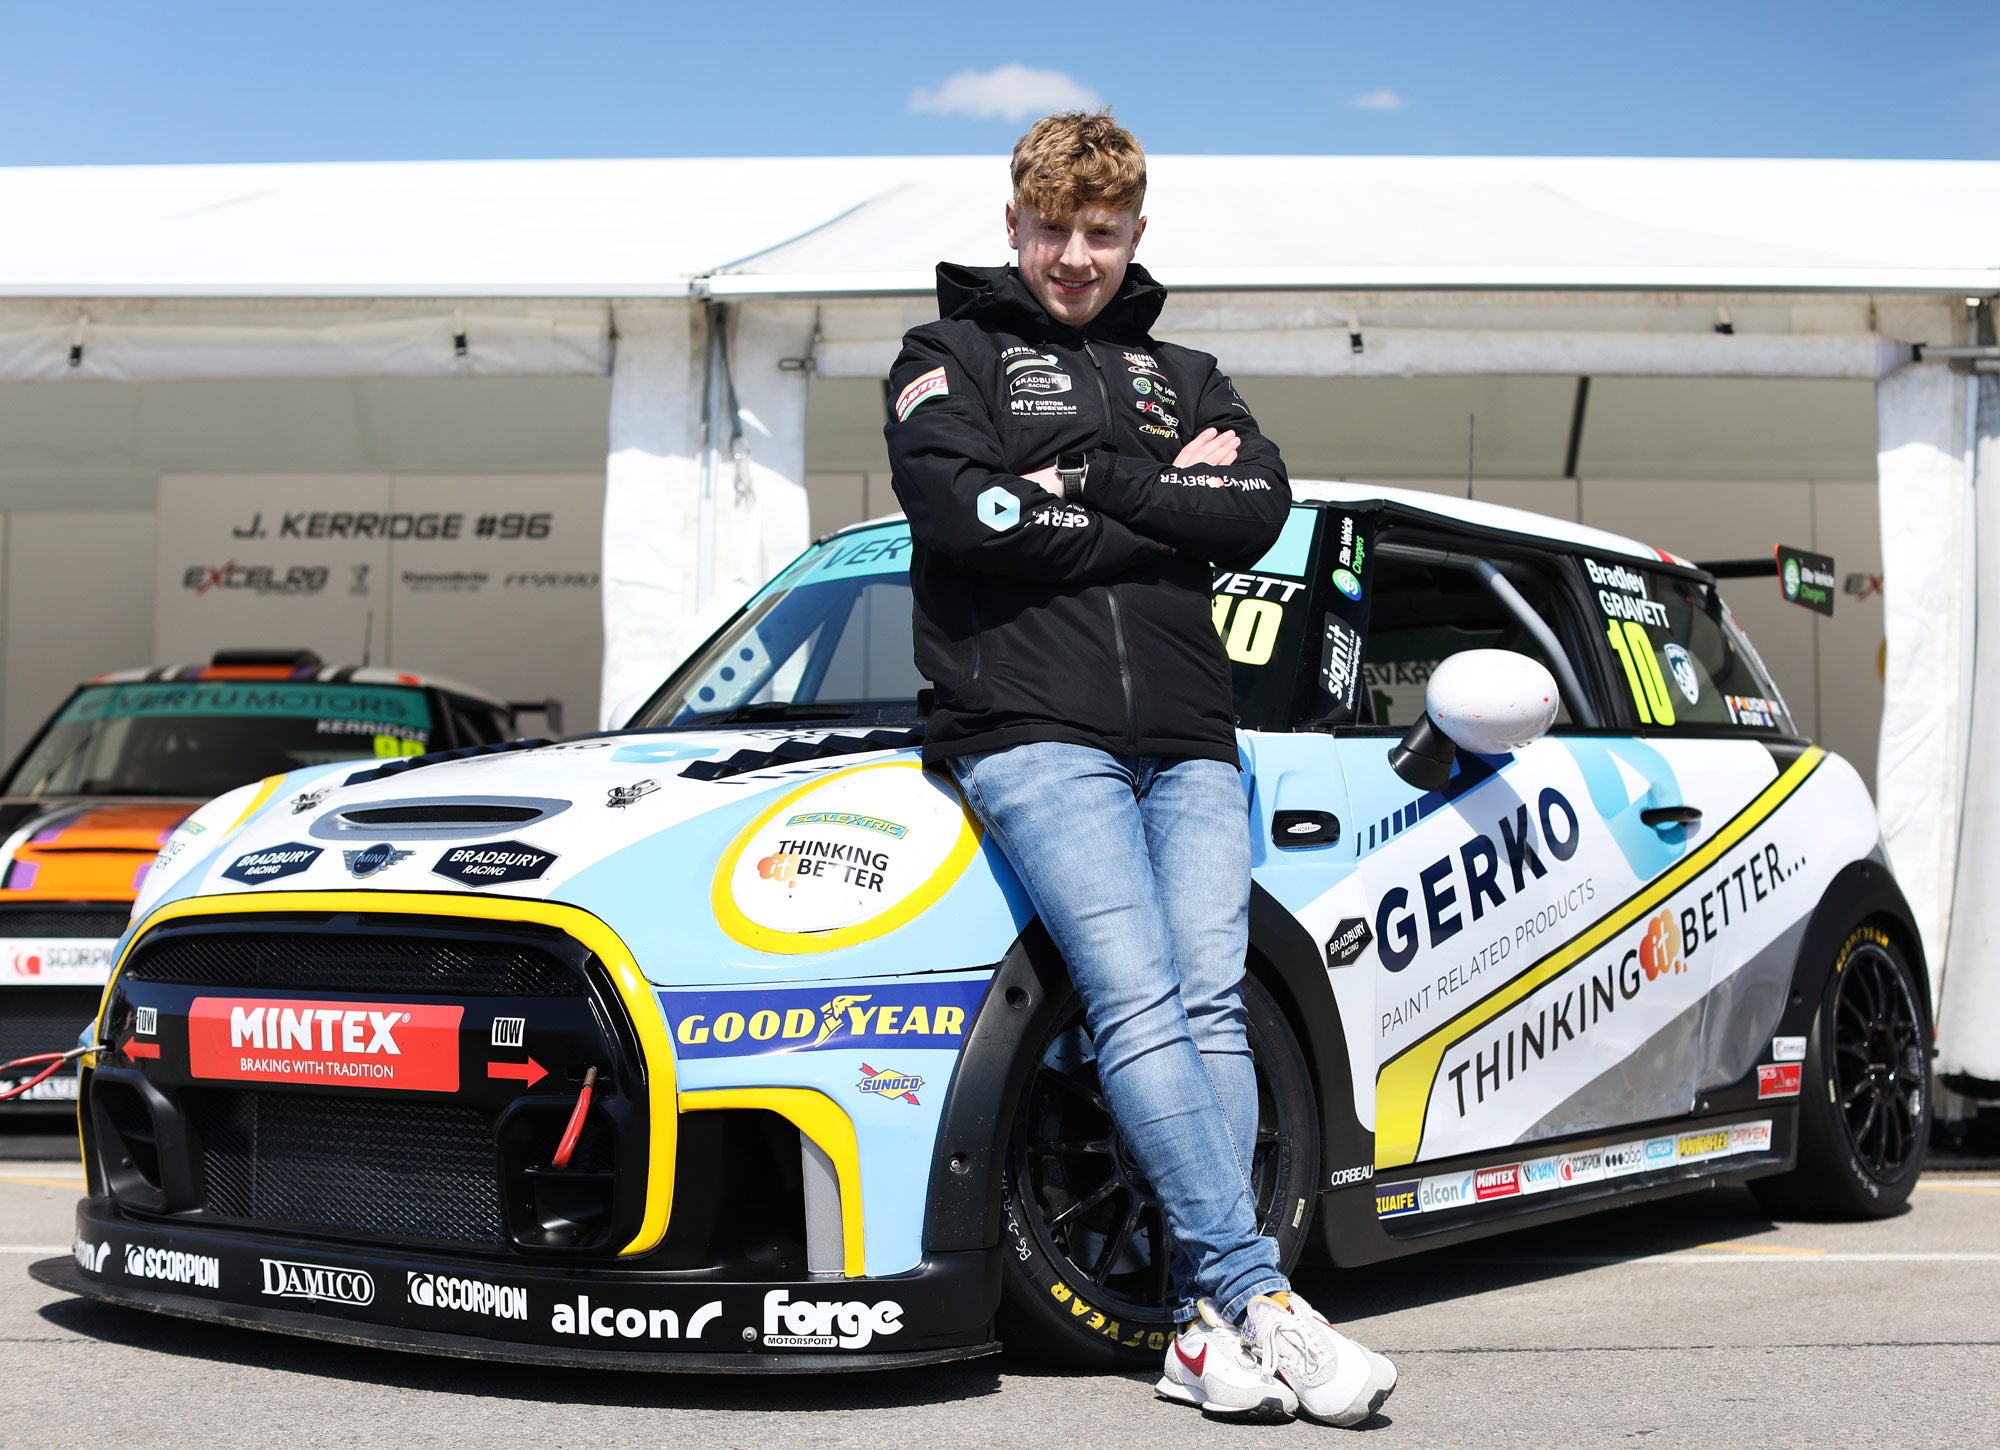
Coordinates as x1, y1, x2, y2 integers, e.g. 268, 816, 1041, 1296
1, 1, 1994, 165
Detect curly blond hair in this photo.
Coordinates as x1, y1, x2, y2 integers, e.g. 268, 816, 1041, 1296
1010, 110, 1146, 222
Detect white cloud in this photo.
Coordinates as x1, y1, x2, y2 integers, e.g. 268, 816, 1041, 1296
909, 64, 1103, 123
1349, 88, 1406, 111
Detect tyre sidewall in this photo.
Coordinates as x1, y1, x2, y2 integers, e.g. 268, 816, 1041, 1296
997, 972, 1320, 1369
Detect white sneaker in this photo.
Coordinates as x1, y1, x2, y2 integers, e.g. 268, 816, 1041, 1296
1245, 1291, 1397, 1427
1155, 1298, 1299, 1421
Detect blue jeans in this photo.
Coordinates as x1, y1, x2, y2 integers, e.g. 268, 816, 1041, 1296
947, 742, 1287, 1323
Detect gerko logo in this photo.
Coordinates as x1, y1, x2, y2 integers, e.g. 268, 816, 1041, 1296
261, 1258, 375, 1305
664, 979, 988, 1060
188, 996, 463, 1092
430, 840, 554, 887
857, 1063, 924, 1105
343, 842, 413, 878
125, 1244, 220, 1288
762, 1289, 903, 1350
221, 843, 322, 884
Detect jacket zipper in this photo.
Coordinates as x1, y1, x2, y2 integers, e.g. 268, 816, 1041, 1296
1106, 589, 1137, 750
1082, 338, 1136, 748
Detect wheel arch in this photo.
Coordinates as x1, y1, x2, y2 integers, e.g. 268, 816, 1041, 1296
1775, 856, 1932, 1049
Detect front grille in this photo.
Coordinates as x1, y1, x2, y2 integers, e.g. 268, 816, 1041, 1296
126, 929, 582, 996
0, 905, 129, 938
186, 1089, 505, 1247
0, 988, 101, 1065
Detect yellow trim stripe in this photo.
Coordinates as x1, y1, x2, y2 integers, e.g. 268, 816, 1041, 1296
225, 774, 289, 834
680, 1086, 867, 1276
100, 890, 678, 1256
1375, 746, 1826, 1169
709, 761, 982, 956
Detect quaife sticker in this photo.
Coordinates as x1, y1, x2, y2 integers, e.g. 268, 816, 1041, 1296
431, 840, 555, 887
894, 366, 948, 422
188, 996, 464, 1091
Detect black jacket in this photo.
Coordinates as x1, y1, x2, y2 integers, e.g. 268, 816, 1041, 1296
886, 262, 1291, 765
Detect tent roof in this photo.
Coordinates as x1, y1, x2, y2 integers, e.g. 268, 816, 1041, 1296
3, 154, 1996, 300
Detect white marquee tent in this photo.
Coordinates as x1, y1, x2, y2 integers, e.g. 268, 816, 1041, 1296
0, 153, 1994, 1086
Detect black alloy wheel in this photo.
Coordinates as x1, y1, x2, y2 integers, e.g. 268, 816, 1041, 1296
1752, 922, 1931, 1219
996, 971, 1320, 1369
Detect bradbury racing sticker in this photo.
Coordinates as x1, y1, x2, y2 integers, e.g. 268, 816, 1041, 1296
661, 978, 988, 1060
187, 997, 463, 1091
221, 843, 322, 884
431, 840, 555, 887
712, 761, 981, 953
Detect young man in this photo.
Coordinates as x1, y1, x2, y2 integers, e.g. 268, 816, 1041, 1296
885, 112, 1397, 1426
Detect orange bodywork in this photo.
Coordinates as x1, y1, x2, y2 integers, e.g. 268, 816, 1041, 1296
1, 802, 194, 902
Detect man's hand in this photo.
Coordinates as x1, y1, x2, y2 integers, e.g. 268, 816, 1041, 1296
1174, 427, 1240, 468
1020, 464, 1065, 496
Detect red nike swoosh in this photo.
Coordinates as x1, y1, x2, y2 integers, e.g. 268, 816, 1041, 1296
1174, 1340, 1206, 1378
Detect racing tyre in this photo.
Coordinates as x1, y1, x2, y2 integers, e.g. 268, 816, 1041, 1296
1751, 922, 1931, 1220
997, 971, 1320, 1370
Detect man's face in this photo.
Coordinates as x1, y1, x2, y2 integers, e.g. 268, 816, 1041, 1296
1006, 201, 1147, 330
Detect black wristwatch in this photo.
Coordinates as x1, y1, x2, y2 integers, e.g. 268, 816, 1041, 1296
1056, 450, 1088, 503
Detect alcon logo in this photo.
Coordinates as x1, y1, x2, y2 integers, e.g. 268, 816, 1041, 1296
550, 1294, 723, 1340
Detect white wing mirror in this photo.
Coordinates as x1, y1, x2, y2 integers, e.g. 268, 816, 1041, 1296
1388, 649, 1560, 791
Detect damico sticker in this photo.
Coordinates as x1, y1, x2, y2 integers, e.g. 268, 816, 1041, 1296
662, 978, 988, 1060
188, 996, 464, 1091
431, 840, 554, 887
221, 843, 321, 884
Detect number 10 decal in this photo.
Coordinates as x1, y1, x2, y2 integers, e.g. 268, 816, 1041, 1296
1605, 619, 1676, 726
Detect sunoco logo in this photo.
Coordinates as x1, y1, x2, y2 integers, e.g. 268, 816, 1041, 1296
261, 1258, 374, 1305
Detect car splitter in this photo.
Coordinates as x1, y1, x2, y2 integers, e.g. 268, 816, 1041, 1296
37, 1199, 1002, 1373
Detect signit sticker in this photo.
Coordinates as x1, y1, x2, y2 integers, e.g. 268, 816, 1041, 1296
188, 997, 463, 1091
221, 843, 321, 884
1757, 1062, 1803, 1099
661, 979, 988, 1060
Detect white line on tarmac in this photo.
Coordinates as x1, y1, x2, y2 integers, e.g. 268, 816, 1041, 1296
1453, 1252, 2000, 1264
0, 1246, 71, 1254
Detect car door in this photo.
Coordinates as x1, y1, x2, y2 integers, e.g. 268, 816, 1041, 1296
1278, 516, 1743, 1182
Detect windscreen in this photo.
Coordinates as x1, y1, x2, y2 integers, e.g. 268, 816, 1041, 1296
639, 526, 929, 730
3, 681, 435, 799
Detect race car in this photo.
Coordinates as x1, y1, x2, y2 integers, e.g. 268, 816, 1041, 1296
0, 651, 521, 1109
36, 486, 1930, 1372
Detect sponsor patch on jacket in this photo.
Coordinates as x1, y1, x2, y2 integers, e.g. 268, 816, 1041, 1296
895, 366, 949, 421
661, 979, 988, 1059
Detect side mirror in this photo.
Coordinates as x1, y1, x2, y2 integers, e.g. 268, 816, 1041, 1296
605, 689, 654, 732
1388, 649, 1560, 791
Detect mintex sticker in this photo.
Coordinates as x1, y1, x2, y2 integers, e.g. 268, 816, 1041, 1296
894, 366, 949, 422
188, 997, 463, 1091
1757, 1062, 1803, 1099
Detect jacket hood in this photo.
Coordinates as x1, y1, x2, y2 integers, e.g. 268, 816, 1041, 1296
934, 262, 1167, 338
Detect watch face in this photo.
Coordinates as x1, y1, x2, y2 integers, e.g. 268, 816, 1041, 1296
1057, 451, 1087, 472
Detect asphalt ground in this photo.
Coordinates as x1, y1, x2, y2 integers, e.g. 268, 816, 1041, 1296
2, 1134, 1996, 1448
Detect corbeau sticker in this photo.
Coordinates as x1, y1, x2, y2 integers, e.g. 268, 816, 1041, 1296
431, 840, 555, 887
894, 366, 948, 422
221, 843, 322, 884
188, 997, 464, 1091
661, 979, 988, 1060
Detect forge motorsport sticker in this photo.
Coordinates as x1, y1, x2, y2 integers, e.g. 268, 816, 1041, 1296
431, 840, 555, 887
221, 843, 322, 884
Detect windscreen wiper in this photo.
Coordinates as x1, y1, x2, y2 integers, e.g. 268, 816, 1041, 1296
715, 702, 863, 725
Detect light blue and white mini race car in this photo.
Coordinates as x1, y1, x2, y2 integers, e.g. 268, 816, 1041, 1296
37, 483, 1930, 1371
